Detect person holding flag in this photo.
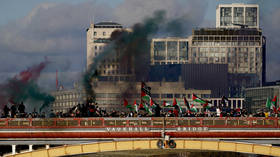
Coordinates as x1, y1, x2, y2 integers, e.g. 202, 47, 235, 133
266, 96, 277, 113
140, 82, 153, 115
123, 99, 138, 113
172, 97, 183, 117
172, 97, 179, 117
133, 100, 138, 113
184, 97, 198, 113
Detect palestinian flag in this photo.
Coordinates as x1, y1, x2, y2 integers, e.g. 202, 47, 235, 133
144, 103, 153, 115
192, 94, 206, 104
272, 96, 277, 107
202, 101, 211, 109
266, 97, 277, 112
123, 99, 132, 109
141, 82, 151, 102
133, 100, 138, 113
184, 97, 191, 111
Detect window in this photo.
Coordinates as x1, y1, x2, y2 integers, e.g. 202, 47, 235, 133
103, 32, 106, 36
233, 7, 244, 24
245, 7, 257, 26
220, 7, 232, 26
179, 41, 188, 61
167, 41, 177, 60
154, 41, 166, 60
94, 32, 97, 36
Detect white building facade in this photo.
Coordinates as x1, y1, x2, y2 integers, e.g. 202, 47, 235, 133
86, 22, 123, 69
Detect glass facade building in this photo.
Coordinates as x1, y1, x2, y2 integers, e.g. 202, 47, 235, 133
151, 38, 189, 65
216, 4, 259, 29
190, 28, 266, 97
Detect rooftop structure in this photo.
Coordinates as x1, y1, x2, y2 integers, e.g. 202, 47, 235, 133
216, 3, 259, 29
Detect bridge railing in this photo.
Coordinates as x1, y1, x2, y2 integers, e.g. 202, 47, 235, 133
0, 117, 278, 128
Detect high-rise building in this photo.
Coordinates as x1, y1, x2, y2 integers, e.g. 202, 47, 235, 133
150, 27, 266, 97
190, 28, 266, 97
216, 3, 259, 29
86, 22, 133, 79
86, 22, 123, 68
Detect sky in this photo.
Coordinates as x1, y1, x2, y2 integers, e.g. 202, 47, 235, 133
0, 0, 279, 91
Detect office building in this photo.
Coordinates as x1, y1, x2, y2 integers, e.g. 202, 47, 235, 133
51, 84, 86, 113
150, 37, 190, 65
216, 3, 259, 29
190, 28, 266, 97
87, 22, 122, 68
87, 22, 134, 77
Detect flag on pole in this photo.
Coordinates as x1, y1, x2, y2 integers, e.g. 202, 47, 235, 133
177, 102, 183, 113
192, 94, 206, 104
272, 96, 277, 107
141, 82, 151, 103
173, 97, 177, 106
123, 99, 131, 109
133, 100, 138, 113
266, 97, 277, 113
184, 97, 191, 111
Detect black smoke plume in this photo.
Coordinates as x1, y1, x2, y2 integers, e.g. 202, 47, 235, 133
83, 10, 189, 102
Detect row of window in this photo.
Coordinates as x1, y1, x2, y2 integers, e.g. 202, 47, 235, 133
55, 93, 84, 100
93, 31, 107, 36
53, 101, 83, 107
220, 7, 258, 27
192, 41, 261, 46
153, 61, 188, 65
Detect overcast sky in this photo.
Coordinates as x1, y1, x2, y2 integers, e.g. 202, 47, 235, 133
0, 0, 279, 91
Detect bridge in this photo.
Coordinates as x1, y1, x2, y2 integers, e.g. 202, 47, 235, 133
5, 139, 280, 157
2, 117, 280, 156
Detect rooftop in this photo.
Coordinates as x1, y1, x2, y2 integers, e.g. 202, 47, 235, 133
95, 22, 122, 26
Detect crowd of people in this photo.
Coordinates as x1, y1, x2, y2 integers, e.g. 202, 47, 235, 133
0, 101, 276, 118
